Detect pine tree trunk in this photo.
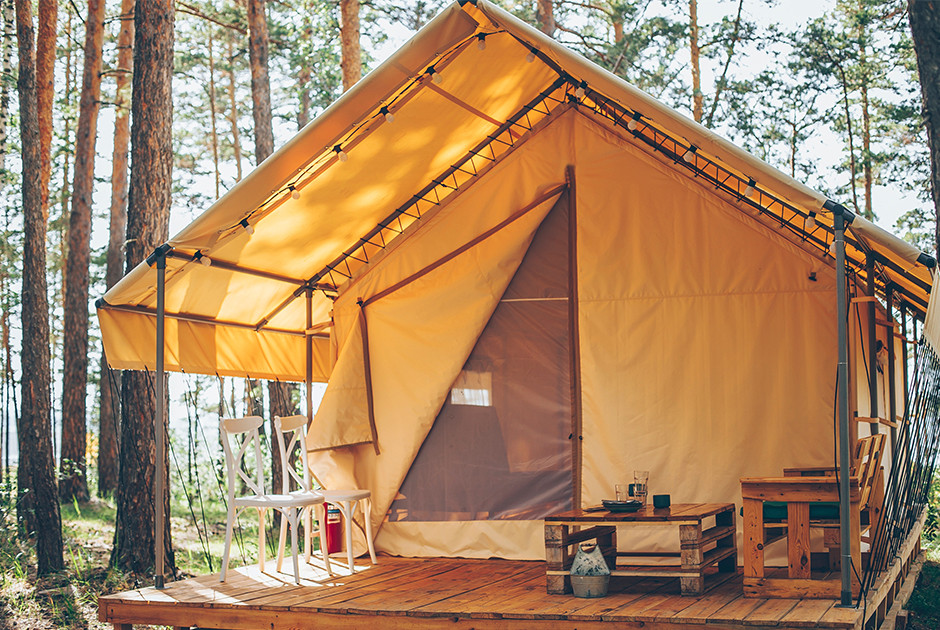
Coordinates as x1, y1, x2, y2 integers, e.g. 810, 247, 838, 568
111, 0, 175, 577
14, 0, 63, 576
858, 0, 873, 221
535, 0, 554, 36
689, 0, 703, 122
35, 0, 54, 222
340, 0, 360, 90
98, 0, 134, 498
908, 0, 940, 255
60, 0, 106, 504
0, 0, 13, 485
247, 0, 273, 162
226, 34, 243, 181
208, 31, 220, 198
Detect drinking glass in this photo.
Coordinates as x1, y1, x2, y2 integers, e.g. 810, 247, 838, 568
633, 470, 649, 505
615, 483, 629, 502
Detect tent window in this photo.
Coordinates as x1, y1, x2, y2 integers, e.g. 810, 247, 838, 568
389, 192, 574, 522
450, 370, 493, 407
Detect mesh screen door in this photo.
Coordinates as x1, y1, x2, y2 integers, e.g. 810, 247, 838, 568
391, 192, 574, 522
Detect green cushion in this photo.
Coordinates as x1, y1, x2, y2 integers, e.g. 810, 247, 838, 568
763, 501, 841, 521
740, 501, 842, 521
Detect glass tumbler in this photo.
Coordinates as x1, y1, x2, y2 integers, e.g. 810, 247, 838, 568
633, 470, 649, 505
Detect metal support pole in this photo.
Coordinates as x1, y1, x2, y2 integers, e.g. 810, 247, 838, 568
886, 286, 897, 449
154, 251, 166, 589
834, 209, 854, 607
866, 254, 880, 435
305, 287, 313, 424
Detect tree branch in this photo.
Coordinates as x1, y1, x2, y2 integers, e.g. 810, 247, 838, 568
704, 0, 743, 127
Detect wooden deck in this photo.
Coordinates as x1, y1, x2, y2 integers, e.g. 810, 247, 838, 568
98, 536, 922, 630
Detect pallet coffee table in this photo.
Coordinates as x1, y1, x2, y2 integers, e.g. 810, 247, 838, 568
544, 503, 737, 596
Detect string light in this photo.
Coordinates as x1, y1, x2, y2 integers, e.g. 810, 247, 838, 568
426, 66, 443, 84
575, 81, 587, 99
289, 185, 301, 200
526, 48, 536, 63
743, 178, 756, 198
240, 218, 254, 236
477, 34, 486, 50
806, 211, 817, 229
627, 111, 641, 131
195, 251, 211, 267
829, 240, 838, 255
380, 106, 394, 123
682, 145, 697, 163
334, 145, 348, 162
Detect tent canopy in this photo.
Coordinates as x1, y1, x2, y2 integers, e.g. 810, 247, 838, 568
98, 0, 935, 381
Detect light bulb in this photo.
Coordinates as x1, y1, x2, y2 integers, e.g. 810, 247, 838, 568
806, 212, 816, 229
575, 85, 586, 98
200, 255, 211, 267
526, 50, 535, 63
477, 36, 486, 50
432, 70, 443, 84
683, 149, 695, 163
338, 149, 348, 162
245, 224, 254, 236
627, 119, 638, 131
291, 188, 301, 200
829, 240, 838, 255
743, 184, 755, 197
384, 111, 395, 123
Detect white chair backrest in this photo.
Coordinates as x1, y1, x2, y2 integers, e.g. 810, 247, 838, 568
220, 416, 266, 498
274, 415, 312, 493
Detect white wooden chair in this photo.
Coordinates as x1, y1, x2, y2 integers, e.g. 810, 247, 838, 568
272, 415, 332, 573
219, 416, 328, 584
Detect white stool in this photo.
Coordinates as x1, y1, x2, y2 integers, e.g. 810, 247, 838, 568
319, 489, 377, 573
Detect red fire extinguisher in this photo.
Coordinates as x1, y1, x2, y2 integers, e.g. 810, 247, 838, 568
324, 505, 342, 554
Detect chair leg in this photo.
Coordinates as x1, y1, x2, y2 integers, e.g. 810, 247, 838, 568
319, 503, 333, 576
258, 508, 266, 570
277, 508, 288, 573
304, 506, 311, 563
343, 500, 355, 573
290, 508, 301, 585
363, 498, 376, 565
221, 504, 236, 582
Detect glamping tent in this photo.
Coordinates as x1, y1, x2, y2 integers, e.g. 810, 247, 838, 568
98, 0, 938, 582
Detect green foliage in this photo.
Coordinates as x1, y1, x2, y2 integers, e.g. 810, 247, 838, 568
906, 561, 940, 630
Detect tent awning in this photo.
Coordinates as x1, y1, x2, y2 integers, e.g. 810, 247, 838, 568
98, 0, 935, 380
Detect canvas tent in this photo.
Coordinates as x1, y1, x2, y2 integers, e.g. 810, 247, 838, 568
98, 0, 937, 576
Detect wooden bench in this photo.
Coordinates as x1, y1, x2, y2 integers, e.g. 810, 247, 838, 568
544, 503, 736, 596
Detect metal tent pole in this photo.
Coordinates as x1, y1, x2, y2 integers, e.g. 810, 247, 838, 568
152, 245, 169, 589
306, 287, 313, 423
829, 202, 854, 607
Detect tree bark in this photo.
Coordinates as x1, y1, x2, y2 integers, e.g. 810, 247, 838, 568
908, 0, 940, 255
98, 0, 135, 498
226, 34, 243, 181
60, 0, 106, 504
247, 0, 273, 162
35, 0, 54, 222
689, 0, 703, 122
111, 0, 175, 577
340, 0, 361, 90
858, 0, 873, 220
208, 31, 220, 198
535, 0, 554, 36
15, 0, 63, 576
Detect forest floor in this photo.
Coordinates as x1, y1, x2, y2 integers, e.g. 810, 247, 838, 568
0, 492, 938, 629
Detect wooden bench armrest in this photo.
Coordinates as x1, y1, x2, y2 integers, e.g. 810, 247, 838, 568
740, 476, 860, 503
783, 466, 838, 477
